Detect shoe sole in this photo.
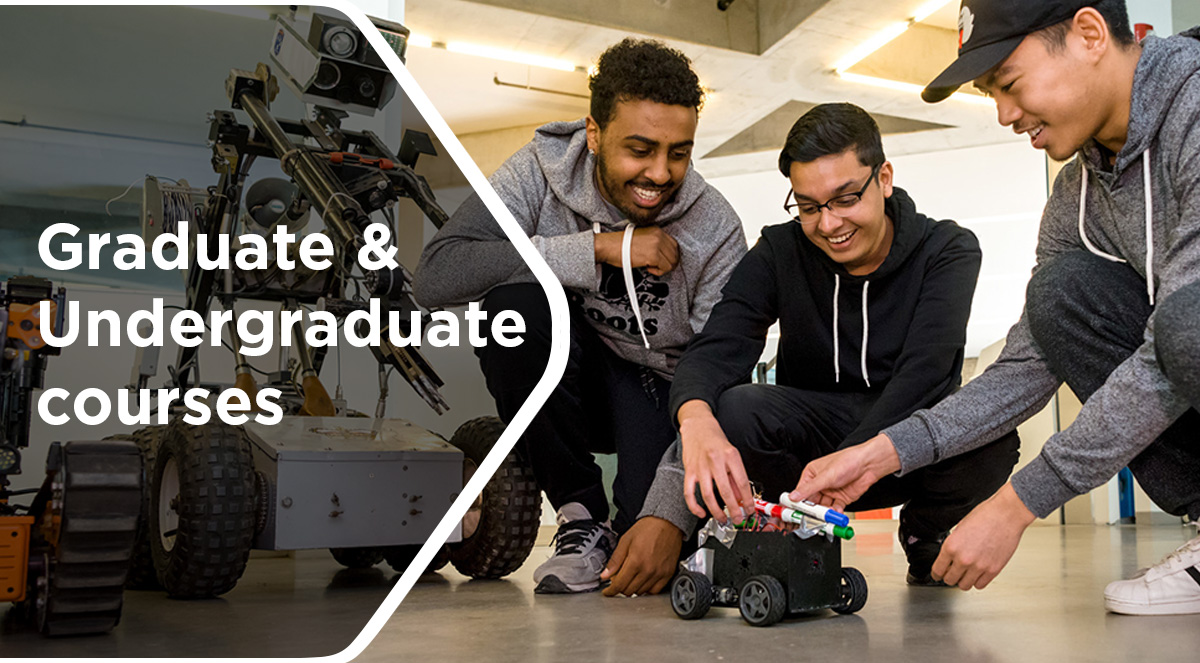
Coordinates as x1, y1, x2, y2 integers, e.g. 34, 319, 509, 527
1105, 595, 1200, 616
534, 575, 601, 595
906, 573, 950, 587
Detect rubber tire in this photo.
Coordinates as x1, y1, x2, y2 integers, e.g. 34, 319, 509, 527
446, 416, 540, 579
670, 571, 713, 620
739, 575, 787, 627
831, 567, 868, 615
330, 548, 384, 569
105, 426, 168, 590
150, 422, 256, 599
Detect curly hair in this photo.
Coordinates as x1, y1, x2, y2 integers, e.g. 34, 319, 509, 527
589, 38, 704, 129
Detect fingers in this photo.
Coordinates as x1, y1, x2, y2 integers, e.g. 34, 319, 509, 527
601, 535, 630, 581
602, 566, 632, 596
698, 473, 726, 523
684, 474, 707, 519
956, 566, 985, 591
726, 455, 756, 514
789, 465, 822, 504
930, 549, 950, 584
710, 468, 743, 524
974, 569, 999, 590
659, 233, 679, 270
649, 572, 673, 596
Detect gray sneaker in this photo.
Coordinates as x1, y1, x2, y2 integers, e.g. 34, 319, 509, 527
533, 502, 616, 594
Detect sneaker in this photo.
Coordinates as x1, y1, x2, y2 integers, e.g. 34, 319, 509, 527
1105, 534, 1200, 615
899, 527, 949, 587
532, 502, 616, 594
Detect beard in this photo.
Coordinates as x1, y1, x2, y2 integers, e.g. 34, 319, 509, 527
594, 148, 675, 227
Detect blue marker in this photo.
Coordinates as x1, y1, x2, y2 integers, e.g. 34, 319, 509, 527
779, 493, 850, 527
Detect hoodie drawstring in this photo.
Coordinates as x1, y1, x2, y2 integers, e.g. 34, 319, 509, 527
593, 221, 651, 349
860, 281, 871, 388
621, 224, 651, 349
832, 274, 841, 383
1143, 149, 1155, 305
831, 274, 871, 387
1077, 149, 1155, 305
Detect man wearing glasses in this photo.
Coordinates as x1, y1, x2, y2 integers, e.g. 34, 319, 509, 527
600, 103, 1020, 596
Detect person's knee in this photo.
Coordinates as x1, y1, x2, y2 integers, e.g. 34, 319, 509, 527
476, 284, 553, 385
713, 384, 771, 448
1026, 253, 1093, 345
481, 283, 550, 337
1155, 284, 1200, 396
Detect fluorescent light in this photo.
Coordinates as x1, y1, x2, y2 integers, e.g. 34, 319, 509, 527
913, 0, 954, 23
408, 33, 434, 49
834, 21, 910, 73
445, 41, 577, 72
833, 0, 955, 73
838, 71, 993, 106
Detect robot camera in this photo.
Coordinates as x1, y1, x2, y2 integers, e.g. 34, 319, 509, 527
269, 12, 409, 116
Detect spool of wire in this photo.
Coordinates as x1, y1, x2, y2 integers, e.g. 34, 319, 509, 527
141, 175, 206, 239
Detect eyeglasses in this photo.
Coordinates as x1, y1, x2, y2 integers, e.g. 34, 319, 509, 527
784, 164, 882, 224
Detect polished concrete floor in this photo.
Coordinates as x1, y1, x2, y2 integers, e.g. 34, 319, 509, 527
378, 521, 1200, 663
3, 521, 1197, 660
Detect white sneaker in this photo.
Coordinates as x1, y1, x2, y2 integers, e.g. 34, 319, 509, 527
1104, 534, 1200, 615
532, 502, 616, 594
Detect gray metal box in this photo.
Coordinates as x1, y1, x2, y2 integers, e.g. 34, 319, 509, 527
244, 417, 463, 551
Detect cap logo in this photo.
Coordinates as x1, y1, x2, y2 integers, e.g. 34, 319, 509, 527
959, 6, 975, 48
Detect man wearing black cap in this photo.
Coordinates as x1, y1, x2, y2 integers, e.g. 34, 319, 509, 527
792, 0, 1200, 616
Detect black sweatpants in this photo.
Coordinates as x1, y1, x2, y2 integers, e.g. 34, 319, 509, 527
714, 384, 1021, 540
1026, 251, 1200, 520
474, 284, 677, 535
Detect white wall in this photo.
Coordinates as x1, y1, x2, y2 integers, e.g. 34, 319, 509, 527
1127, 0, 1174, 35
704, 140, 1047, 359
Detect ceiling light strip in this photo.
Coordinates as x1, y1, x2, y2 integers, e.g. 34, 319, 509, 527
838, 72, 993, 106
832, 0, 955, 73
406, 32, 580, 73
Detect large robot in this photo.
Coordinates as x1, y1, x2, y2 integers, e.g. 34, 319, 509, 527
0, 277, 143, 636
4, 11, 541, 636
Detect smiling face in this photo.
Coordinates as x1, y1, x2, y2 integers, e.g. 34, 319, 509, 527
788, 150, 894, 276
587, 98, 698, 226
972, 9, 1139, 161
973, 36, 1105, 161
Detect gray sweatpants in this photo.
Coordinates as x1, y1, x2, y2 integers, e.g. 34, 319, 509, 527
1027, 251, 1200, 520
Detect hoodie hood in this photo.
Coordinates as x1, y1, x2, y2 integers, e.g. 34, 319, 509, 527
1074, 28, 1200, 305
1110, 27, 1200, 173
798, 186, 936, 387
531, 119, 710, 231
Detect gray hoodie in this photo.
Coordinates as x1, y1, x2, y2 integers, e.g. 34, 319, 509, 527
883, 28, 1200, 518
413, 119, 747, 379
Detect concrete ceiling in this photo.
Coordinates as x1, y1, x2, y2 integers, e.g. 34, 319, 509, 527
399, 0, 1017, 177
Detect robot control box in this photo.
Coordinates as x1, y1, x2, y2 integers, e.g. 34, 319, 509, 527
244, 417, 463, 551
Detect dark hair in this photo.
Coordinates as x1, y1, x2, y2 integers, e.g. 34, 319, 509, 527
589, 38, 704, 129
777, 103, 884, 177
1034, 0, 1136, 51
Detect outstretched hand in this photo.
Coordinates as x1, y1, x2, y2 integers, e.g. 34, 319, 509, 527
679, 403, 756, 523
789, 434, 902, 510
601, 516, 683, 597
932, 482, 1035, 590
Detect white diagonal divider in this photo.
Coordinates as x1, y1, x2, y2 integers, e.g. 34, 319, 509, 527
334, 1, 570, 660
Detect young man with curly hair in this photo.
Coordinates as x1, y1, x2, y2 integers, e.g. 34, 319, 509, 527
414, 39, 746, 594
795, 0, 1200, 615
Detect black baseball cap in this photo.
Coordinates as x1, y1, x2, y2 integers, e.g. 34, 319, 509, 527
922, 0, 1092, 103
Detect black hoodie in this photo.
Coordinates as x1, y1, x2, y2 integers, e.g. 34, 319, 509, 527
668, 186, 982, 446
